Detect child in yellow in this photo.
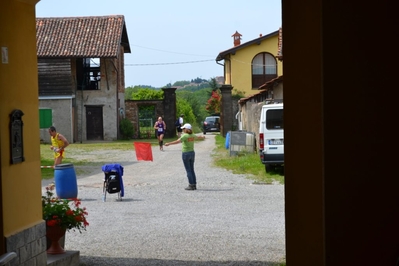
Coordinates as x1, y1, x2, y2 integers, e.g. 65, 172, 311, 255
48, 126, 69, 166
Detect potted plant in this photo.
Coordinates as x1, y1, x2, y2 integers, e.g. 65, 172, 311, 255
42, 183, 89, 254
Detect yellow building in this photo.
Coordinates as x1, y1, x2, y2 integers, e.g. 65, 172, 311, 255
0, 0, 49, 264
216, 30, 282, 97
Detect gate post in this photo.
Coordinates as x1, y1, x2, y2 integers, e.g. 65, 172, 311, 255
162, 87, 177, 138
220, 85, 233, 137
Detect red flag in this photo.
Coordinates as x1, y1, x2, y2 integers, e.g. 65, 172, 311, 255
133, 142, 153, 161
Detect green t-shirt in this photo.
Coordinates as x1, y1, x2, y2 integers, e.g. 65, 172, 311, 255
180, 133, 198, 152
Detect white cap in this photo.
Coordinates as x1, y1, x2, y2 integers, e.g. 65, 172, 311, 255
181, 123, 192, 130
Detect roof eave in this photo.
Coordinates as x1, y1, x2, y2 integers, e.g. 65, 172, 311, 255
216, 29, 279, 61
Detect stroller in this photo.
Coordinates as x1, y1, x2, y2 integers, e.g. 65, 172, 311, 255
101, 163, 124, 202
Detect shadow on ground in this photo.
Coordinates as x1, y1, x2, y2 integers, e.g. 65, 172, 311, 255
79, 256, 284, 266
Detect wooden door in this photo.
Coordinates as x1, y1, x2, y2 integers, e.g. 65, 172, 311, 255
86, 106, 103, 140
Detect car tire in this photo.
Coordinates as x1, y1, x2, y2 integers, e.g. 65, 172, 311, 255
203, 132, 206, 134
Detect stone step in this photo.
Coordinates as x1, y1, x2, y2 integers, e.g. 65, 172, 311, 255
47, 251, 80, 266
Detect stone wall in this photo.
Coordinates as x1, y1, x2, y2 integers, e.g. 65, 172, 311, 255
125, 100, 164, 139
124, 88, 177, 139
6, 222, 47, 266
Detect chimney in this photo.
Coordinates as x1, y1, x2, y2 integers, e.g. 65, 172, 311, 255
231, 31, 242, 47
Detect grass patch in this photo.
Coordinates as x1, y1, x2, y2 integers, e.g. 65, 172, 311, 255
213, 135, 284, 184
40, 135, 280, 184
40, 139, 179, 179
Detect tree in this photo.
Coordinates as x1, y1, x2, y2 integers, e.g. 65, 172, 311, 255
177, 89, 210, 125
173, 80, 190, 87
175, 98, 195, 127
205, 90, 221, 114
125, 86, 160, 100
209, 77, 219, 91
205, 78, 221, 114
232, 88, 246, 101
132, 88, 163, 100
119, 118, 134, 139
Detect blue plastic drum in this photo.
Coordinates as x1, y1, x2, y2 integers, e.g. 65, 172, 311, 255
225, 131, 231, 149
54, 163, 78, 199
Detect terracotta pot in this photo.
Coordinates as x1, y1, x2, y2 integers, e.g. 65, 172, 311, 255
46, 226, 66, 254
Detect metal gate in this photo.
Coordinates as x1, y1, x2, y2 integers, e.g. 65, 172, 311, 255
138, 106, 156, 139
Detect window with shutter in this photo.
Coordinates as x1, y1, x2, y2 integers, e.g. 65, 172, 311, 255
39, 109, 52, 128
252, 53, 277, 89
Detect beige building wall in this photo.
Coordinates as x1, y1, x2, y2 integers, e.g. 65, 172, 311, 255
75, 58, 120, 141
39, 98, 74, 143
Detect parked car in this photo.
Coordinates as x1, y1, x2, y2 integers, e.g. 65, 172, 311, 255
202, 116, 220, 134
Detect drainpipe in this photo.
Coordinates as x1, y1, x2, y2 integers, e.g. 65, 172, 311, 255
80, 72, 85, 143
216, 58, 230, 84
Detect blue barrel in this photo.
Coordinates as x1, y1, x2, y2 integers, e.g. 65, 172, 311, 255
225, 131, 231, 149
54, 163, 78, 199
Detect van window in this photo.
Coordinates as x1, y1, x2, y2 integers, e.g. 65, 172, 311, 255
266, 109, 284, 130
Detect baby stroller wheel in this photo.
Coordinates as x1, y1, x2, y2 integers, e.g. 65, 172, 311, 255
116, 192, 122, 201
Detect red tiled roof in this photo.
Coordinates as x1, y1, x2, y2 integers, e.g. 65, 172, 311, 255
237, 75, 283, 104
216, 30, 279, 62
36, 15, 131, 58
259, 75, 283, 90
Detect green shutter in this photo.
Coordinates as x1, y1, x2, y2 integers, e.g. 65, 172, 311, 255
39, 109, 52, 128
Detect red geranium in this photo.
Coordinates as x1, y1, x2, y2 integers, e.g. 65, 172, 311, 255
42, 183, 89, 233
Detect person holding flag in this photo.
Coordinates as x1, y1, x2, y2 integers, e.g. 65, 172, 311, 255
165, 123, 205, 190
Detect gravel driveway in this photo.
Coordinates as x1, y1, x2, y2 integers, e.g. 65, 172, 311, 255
43, 134, 286, 265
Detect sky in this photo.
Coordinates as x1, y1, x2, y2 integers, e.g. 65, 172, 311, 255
36, 0, 281, 88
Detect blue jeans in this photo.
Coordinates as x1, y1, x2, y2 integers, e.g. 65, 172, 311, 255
182, 151, 196, 185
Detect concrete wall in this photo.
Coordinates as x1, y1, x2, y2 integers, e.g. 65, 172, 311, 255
240, 101, 263, 139
39, 98, 74, 143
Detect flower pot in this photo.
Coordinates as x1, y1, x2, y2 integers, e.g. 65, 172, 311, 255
46, 226, 66, 254
46, 234, 65, 250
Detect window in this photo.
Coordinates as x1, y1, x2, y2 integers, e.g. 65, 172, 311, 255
266, 109, 283, 130
76, 58, 101, 90
252, 53, 277, 88
39, 109, 52, 128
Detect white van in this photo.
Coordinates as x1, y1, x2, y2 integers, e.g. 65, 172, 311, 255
258, 102, 284, 173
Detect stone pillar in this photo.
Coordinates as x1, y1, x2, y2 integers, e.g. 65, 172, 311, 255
220, 85, 233, 137
162, 87, 177, 138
